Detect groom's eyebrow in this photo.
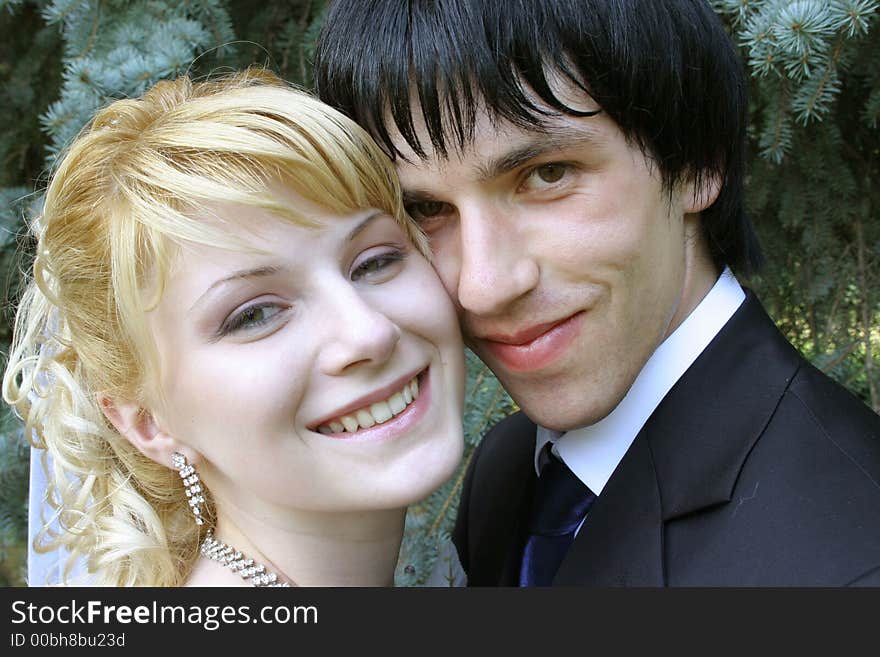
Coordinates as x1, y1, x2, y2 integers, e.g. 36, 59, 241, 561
477, 123, 604, 182
401, 123, 606, 204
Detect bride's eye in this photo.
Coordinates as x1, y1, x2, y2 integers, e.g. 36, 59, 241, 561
219, 302, 285, 336
351, 249, 407, 282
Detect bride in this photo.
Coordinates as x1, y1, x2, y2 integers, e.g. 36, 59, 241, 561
3, 68, 465, 586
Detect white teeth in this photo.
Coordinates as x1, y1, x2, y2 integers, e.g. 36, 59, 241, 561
317, 374, 422, 435
388, 392, 406, 415
340, 415, 359, 433
371, 401, 393, 423
355, 409, 376, 429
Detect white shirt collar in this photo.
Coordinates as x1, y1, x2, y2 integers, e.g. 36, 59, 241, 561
535, 268, 745, 494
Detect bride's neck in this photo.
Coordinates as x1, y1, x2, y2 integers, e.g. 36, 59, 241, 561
189, 507, 407, 587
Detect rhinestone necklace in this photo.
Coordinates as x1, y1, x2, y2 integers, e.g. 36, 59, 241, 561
200, 530, 292, 587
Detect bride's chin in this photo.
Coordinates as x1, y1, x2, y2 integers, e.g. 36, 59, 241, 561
402, 434, 464, 501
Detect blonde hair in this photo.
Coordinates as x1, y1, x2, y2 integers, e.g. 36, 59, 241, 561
2, 68, 428, 586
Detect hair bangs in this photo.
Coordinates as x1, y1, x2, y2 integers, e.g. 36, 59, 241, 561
317, 0, 597, 162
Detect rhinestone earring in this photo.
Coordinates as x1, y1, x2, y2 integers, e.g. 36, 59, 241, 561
172, 452, 205, 526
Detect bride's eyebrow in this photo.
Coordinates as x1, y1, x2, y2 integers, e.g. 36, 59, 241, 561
346, 210, 385, 242
190, 265, 283, 313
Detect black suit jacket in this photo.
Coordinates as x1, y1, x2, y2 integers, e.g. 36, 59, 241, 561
453, 292, 880, 586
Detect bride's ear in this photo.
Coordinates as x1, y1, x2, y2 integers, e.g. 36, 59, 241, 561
99, 397, 194, 468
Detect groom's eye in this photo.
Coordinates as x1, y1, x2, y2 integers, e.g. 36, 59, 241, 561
535, 163, 567, 183
518, 161, 579, 194
406, 200, 452, 221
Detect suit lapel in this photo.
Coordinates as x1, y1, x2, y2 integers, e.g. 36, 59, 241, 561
497, 476, 535, 586
647, 291, 801, 521
555, 433, 665, 585
464, 412, 538, 586
554, 292, 802, 585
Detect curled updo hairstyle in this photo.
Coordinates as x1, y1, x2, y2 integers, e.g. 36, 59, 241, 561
2, 68, 427, 586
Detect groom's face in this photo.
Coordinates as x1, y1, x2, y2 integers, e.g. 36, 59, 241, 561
391, 82, 717, 431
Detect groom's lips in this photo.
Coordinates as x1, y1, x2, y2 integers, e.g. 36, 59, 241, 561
475, 312, 585, 372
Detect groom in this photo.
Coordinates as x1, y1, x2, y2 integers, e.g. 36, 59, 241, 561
315, 0, 880, 585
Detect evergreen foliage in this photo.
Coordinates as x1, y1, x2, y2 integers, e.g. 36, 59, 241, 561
0, 0, 877, 586
713, 0, 880, 410
0, 417, 28, 587
38, 0, 235, 158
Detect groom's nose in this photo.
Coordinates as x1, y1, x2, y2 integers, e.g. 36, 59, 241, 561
454, 201, 540, 318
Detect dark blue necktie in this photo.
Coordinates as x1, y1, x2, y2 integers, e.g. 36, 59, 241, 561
519, 442, 597, 586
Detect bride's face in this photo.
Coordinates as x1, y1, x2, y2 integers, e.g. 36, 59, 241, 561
146, 186, 465, 514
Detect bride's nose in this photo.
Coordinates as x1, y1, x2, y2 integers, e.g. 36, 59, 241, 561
317, 287, 401, 376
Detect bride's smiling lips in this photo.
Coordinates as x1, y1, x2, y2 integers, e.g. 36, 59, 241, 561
307, 366, 430, 439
